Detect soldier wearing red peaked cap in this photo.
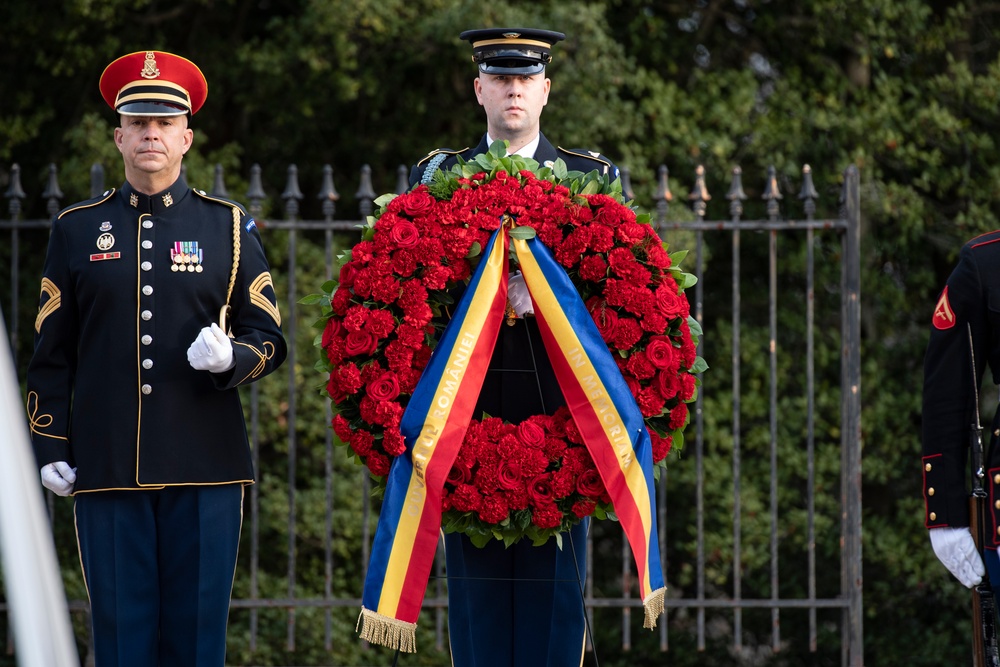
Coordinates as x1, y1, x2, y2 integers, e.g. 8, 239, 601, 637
100, 50, 208, 116
25, 50, 286, 666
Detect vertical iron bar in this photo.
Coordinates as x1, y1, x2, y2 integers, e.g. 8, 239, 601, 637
687, 165, 711, 652
800, 166, 819, 652
764, 166, 783, 653
282, 165, 303, 651
5, 165, 26, 359
841, 165, 863, 666
320, 164, 338, 651
727, 167, 746, 653
245, 164, 265, 653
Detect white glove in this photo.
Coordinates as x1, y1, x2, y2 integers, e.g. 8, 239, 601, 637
508, 271, 534, 317
40, 461, 76, 496
930, 526, 985, 588
187, 323, 235, 373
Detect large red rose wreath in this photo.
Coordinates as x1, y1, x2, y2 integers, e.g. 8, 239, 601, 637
311, 145, 705, 547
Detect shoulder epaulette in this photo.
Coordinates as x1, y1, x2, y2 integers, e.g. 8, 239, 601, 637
557, 147, 615, 170
416, 147, 468, 167
192, 189, 248, 216
56, 189, 117, 220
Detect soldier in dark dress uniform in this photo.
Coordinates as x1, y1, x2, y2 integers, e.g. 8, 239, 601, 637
25, 51, 286, 666
923, 230, 1000, 597
408, 29, 620, 667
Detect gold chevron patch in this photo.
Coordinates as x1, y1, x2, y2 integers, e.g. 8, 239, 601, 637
35, 278, 62, 332
249, 272, 281, 326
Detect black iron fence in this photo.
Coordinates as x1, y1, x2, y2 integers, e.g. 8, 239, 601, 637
0, 160, 862, 666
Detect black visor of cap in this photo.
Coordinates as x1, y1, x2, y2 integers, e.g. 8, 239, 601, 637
117, 101, 189, 116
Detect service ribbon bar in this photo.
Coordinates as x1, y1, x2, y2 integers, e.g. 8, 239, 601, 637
513, 234, 667, 627
357, 226, 510, 652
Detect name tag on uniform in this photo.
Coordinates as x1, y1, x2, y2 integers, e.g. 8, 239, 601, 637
90, 252, 121, 261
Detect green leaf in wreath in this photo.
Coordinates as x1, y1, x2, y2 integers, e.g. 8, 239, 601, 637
690, 356, 709, 374
552, 158, 568, 180
687, 316, 704, 337
373, 193, 397, 208
669, 249, 689, 266
466, 241, 482, 258
508, 226, 537, 240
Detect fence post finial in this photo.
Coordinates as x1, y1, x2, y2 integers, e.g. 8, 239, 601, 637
5, 164, 26, 218
282, 165, 304, 219
763, 165, 783, 219
246, 164, 266, 219
318, 165, 339, 219
355, 165, 376, 218
798, 164, 818, 219
727, 166, 747, 219
689, 165, 711, 220
211, 164, 229, 198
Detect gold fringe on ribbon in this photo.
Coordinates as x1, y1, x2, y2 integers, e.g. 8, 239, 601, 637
356, 606, 417, 653
642, 586, 667, 630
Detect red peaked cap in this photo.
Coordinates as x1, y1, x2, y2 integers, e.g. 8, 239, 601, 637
99, 51, 208, 116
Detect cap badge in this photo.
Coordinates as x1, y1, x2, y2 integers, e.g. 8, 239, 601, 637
162, 192, 173, 207
99, 221, 112, 231
130, 193, 139, 207
140, 52, 160, 80
96, 233, 115, 251
502, 32, 521, 39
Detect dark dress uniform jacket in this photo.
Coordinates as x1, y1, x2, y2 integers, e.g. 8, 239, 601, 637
923, 229, 1000, 542
409, 133, 620, 422
26, 177, 287, 492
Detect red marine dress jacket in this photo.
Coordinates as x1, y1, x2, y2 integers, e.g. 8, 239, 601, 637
26, 176, 287, 492
923, 229, 1000, 543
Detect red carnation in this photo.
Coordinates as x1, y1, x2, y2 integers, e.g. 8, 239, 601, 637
669, 402, 689, 430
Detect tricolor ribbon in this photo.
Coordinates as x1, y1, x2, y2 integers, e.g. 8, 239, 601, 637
357, 224, 666, 652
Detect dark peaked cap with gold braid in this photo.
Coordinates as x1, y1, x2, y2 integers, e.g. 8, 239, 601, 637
99, 50, 208, 116
460, 28, 565, 76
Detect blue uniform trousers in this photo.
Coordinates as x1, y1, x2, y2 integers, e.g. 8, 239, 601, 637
74, 484, 244, 667
444, 519, 589, 667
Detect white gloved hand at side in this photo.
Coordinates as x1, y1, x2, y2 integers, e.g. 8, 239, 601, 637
40, 461, 76, 496
508, 271, 534, 317
930, 526, 985, 588
187, 323, 235, 373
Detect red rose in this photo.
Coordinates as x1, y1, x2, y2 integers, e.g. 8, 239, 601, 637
527, 473, 555, 506
517, 420, 546, 449
497, 460, 523, 491
366, 371, 400, 402
576, 468, 605, 498
344, 330, 377, 357
401, 191, 436, 218
645, 338, 675, 370
390, 221, 420, 248
447, 460, 472, 486
338, 261, 360, 288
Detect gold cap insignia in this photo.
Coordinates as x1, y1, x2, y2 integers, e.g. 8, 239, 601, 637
502, 32, 521, 39
140, 52, 160, 80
